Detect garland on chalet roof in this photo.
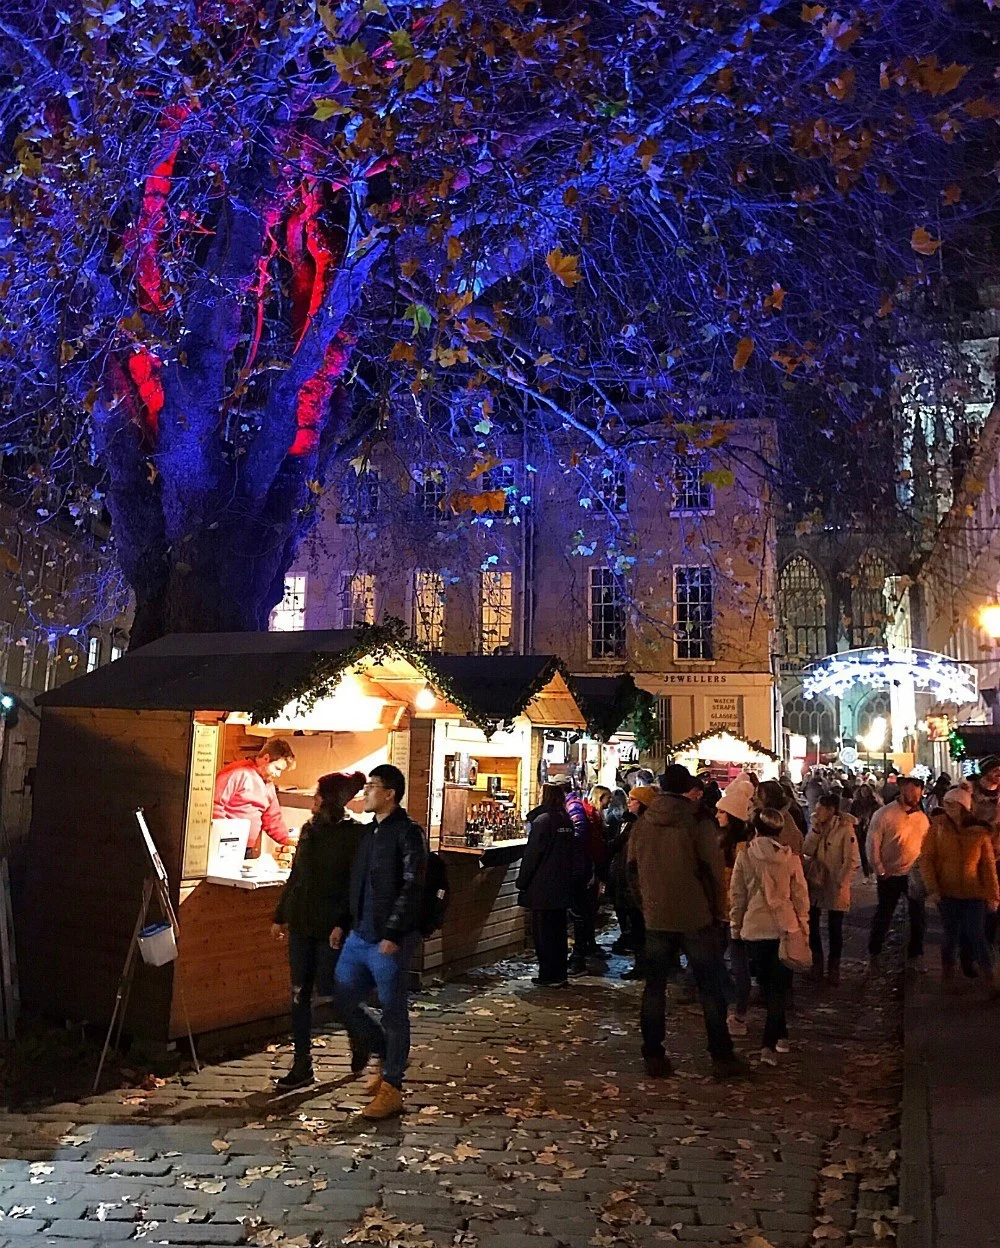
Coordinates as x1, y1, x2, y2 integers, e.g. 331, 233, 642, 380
249, 616, 574, 738
668, 729, 781, 763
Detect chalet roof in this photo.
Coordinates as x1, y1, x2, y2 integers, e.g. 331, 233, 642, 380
569, 674, 647, 741
35, 627, 587, 735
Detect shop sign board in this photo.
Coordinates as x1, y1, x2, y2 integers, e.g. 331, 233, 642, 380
182, 721, 220, 879
708, 694, 743, 734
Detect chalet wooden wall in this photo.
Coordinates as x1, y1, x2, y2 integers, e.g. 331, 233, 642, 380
22, 707, 192, 1038
171, 884, 288, 1037
408, 718, 434, 835
422, 859, 527, 977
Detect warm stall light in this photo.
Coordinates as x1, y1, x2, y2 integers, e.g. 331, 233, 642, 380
981, 604, 1000, 641
863, 716, 887, 755
415, 685, 437, 711
264, 672, 385, 732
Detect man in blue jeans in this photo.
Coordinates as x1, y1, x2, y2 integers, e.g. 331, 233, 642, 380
331, 764, 427, 1120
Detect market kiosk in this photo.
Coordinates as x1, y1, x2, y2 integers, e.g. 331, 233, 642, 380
23, 628, 587, 1043
668, 729, 782, 784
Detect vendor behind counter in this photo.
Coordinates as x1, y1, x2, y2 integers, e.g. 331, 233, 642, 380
213, 737, 297, 858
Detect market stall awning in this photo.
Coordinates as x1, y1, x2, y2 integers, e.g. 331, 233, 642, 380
37, 623, 588, 736
424, 654, 586, 730
570, 674, 649, 741
668, 729, 780, 765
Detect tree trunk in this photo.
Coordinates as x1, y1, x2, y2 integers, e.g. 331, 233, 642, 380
127, 521, 290, 648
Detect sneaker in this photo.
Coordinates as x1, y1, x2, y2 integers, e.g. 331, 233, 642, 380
531, 977, 569, 987
275, 1063, 314, 1092
361, 1080, 404, 1120
775, 1039, 791, 1054
365, 1059, 384, 1097
727, 1012, 748, 1036
712, 1054, 752, 1081
567, 961, 588, 977
620, 966, 643, 981
759, 1047, 778, 1067
643, 1053, 675, 1079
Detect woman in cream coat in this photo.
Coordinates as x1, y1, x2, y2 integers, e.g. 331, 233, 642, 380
803, 792, 861, 986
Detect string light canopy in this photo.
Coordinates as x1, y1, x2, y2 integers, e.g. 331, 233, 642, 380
802, 648, 977, 706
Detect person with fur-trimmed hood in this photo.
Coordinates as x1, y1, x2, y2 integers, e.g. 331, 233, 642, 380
920, 785, 1000, 991
803, 792, 861, 986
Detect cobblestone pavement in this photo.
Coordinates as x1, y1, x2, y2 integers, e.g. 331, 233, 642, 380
0, 898, 905, 1248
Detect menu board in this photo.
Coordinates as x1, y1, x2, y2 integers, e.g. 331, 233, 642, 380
181, 721, 220, 878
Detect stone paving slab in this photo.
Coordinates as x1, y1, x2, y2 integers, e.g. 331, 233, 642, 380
0, 902, 905, 1247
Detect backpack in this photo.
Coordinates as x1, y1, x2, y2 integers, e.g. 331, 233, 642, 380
419, 852, 450, 936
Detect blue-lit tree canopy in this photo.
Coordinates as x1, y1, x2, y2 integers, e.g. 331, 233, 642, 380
0, 0, 997, 641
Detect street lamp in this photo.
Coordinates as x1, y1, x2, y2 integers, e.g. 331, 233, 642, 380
982, 604, 1000, 640
863, 715, 889, 775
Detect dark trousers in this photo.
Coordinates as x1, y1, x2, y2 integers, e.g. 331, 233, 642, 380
857, 824, 872, 877
641, 927, 733, 1063
809, 908, 845, 963
570, 878, 598, 959
727, 937, 751, 1015
531, 908, 569, 982
869, 874, 925, 957
939, 898, 992, 971
749, 939, 791, 1049
288, 933, 337, 1061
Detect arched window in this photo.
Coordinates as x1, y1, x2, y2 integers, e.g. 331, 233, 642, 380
850, 554, 888, 649
779, 556, 828, 663
783, 693, 837, 750
856, 690, 892, 742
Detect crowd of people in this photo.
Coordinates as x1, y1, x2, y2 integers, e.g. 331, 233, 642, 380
516, 757, 1000, 1079
257, 739, 1000, 1114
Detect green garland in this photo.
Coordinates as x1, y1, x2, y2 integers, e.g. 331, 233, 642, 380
947, 727, 967, 762
667, 727, 780, 763
625, 689, 657, 752
250, 616, 577, 738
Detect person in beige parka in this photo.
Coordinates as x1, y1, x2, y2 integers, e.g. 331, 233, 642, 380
803, 792, 861, 986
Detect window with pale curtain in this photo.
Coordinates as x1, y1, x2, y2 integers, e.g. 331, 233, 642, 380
850, 554, 888, 648
340, 573, 375, 630
269, 574, 307, 632
480, 570, 513, 653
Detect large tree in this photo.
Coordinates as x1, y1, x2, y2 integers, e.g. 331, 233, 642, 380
1, 0, 997, 643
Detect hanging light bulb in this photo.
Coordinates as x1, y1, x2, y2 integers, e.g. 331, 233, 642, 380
415, 685, 437, 711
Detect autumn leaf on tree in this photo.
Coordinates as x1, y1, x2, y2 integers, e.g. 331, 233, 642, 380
388, 341, 416, 363
733, 337, 755, 371
801, 3, 825, 21
822, 17, 861, 50
468, 453, 502, 480
331, 41, 372, 84
546, 248, 583, 288
446, 235, 463, 262
910, 226, 942, 256
942, 184, 962, 205
764, 283, 787, 312
825, 69, 856, 101
458, 317, 493, 343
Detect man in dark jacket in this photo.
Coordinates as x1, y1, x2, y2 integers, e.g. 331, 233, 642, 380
331, 763, 427, 1120
628, 764, 749, 1081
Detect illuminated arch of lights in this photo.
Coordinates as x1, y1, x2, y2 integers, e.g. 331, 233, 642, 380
801, 648, 978, 706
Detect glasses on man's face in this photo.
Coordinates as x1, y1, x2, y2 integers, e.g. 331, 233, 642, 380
363, 781, 386, 793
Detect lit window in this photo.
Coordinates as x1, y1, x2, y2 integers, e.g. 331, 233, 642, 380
0, 622, 9, 684
340, 573, 375, 629
87, 636, 101, 672
270, 574, 307, 632
850, 553, 888, 649
415, 468, 447, 521
589, 568, 626, 660
671, 455, 713, 513
480, 570, 513, 653
594, 463, 628, 514
337, 470, 380, 524
413, 571, 446, 652
110, 644, 124, 663
675, 566, 714, 660
18, 639, 34, 689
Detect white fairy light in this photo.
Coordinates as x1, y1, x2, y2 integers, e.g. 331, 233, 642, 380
802, 648, 977, 706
